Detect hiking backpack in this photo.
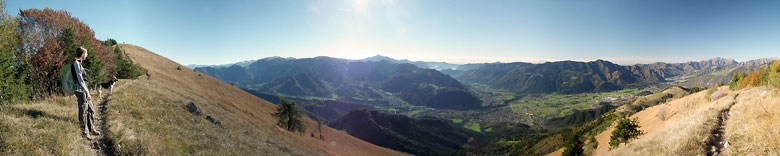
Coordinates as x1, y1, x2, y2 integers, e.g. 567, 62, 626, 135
59, 62, 79, 94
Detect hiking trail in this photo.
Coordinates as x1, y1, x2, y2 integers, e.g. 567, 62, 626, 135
705, 93, 739, 156
88, 80, 138, 156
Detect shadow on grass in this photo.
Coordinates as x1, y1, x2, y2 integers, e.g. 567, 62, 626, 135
97, 93, 117, 155
0, 106, 75, 124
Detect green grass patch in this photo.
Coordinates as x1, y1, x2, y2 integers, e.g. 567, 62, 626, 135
504, 88, 644, 126
559, 109, 573, 117
407, 109, 425, 116
379, 107, 399, 113
711, 68, 736, 76
419, 83, 442, 90
449, 118, 463, 124
351, 97, 378, 101
464, 122, 482, 132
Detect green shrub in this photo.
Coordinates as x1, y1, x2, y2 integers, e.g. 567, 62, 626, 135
0, 0, 30, 104
729, 72, 747, 90
562, 129, 584, 156
609, 117, 642, 149
688, 87, 703, 94
113, 46, 146, 79
102, 38, 117, 46
769, 59, 780, 87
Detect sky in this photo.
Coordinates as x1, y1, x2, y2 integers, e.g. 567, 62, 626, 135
6, 0, 780, 65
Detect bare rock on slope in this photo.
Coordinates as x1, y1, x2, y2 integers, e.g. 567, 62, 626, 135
186, 102, 202, 116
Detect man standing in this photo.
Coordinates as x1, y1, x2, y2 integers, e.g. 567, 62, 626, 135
73, 46, 100, 139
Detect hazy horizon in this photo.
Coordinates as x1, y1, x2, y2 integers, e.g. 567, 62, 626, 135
8, 0, 780, 65
187, 54, 778, 67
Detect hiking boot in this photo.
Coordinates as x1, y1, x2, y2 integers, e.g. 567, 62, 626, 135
82, 132, 94, 140
90, 130, 101, 136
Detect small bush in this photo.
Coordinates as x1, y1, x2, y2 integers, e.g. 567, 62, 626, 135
609, 117, 642, 149
589, 136, 598, 149
102, 38, 117, 46
706, 86, 717, 99
688, 87, 703, 94
656, 105, 667, 121
660, 93, 674, 104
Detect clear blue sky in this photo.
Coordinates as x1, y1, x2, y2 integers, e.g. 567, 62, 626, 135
7, 0, 780, 65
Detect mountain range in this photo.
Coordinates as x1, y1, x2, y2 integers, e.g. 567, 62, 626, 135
195, 56, 482, 110
186, 59, 260, 69
196, 55, 776, 121
458, 57, 776, 94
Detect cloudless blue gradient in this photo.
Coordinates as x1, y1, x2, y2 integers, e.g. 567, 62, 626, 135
6, 0, 780, 65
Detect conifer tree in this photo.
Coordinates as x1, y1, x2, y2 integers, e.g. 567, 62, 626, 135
272, 99, 306, 134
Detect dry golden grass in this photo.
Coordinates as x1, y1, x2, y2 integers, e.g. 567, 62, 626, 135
723, 87, 780, 155
592, 121, 615, 155
596, 86, 736, 155
545, 148, 564, 156
111, 44, 406, 155
0, 96, 93, 155
592, 86, 780, 156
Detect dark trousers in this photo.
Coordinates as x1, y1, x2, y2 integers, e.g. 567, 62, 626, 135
75, 92, 96, 133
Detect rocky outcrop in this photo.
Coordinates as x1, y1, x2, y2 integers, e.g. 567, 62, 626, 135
187, 102, 202, 116
186, 102, 222, 126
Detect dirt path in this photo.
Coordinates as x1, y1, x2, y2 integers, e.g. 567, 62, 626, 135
89, 80, 137, 155
705, 93, 738, 156
90, 92, 116, 156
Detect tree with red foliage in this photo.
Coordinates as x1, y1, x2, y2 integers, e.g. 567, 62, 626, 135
739, 68, 766, 89
17, 8, 115, 98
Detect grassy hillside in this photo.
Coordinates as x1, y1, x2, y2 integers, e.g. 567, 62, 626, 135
592, 86, 780, 155
614, 86, 689, 114
722, 87, 780, 155
329, 109, 476, 156
0, 44, 407, 155
0, 96, 94, 155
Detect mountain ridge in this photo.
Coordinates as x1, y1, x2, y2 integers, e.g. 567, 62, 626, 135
195, 56, 483, 110
459, 57, 777, 94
